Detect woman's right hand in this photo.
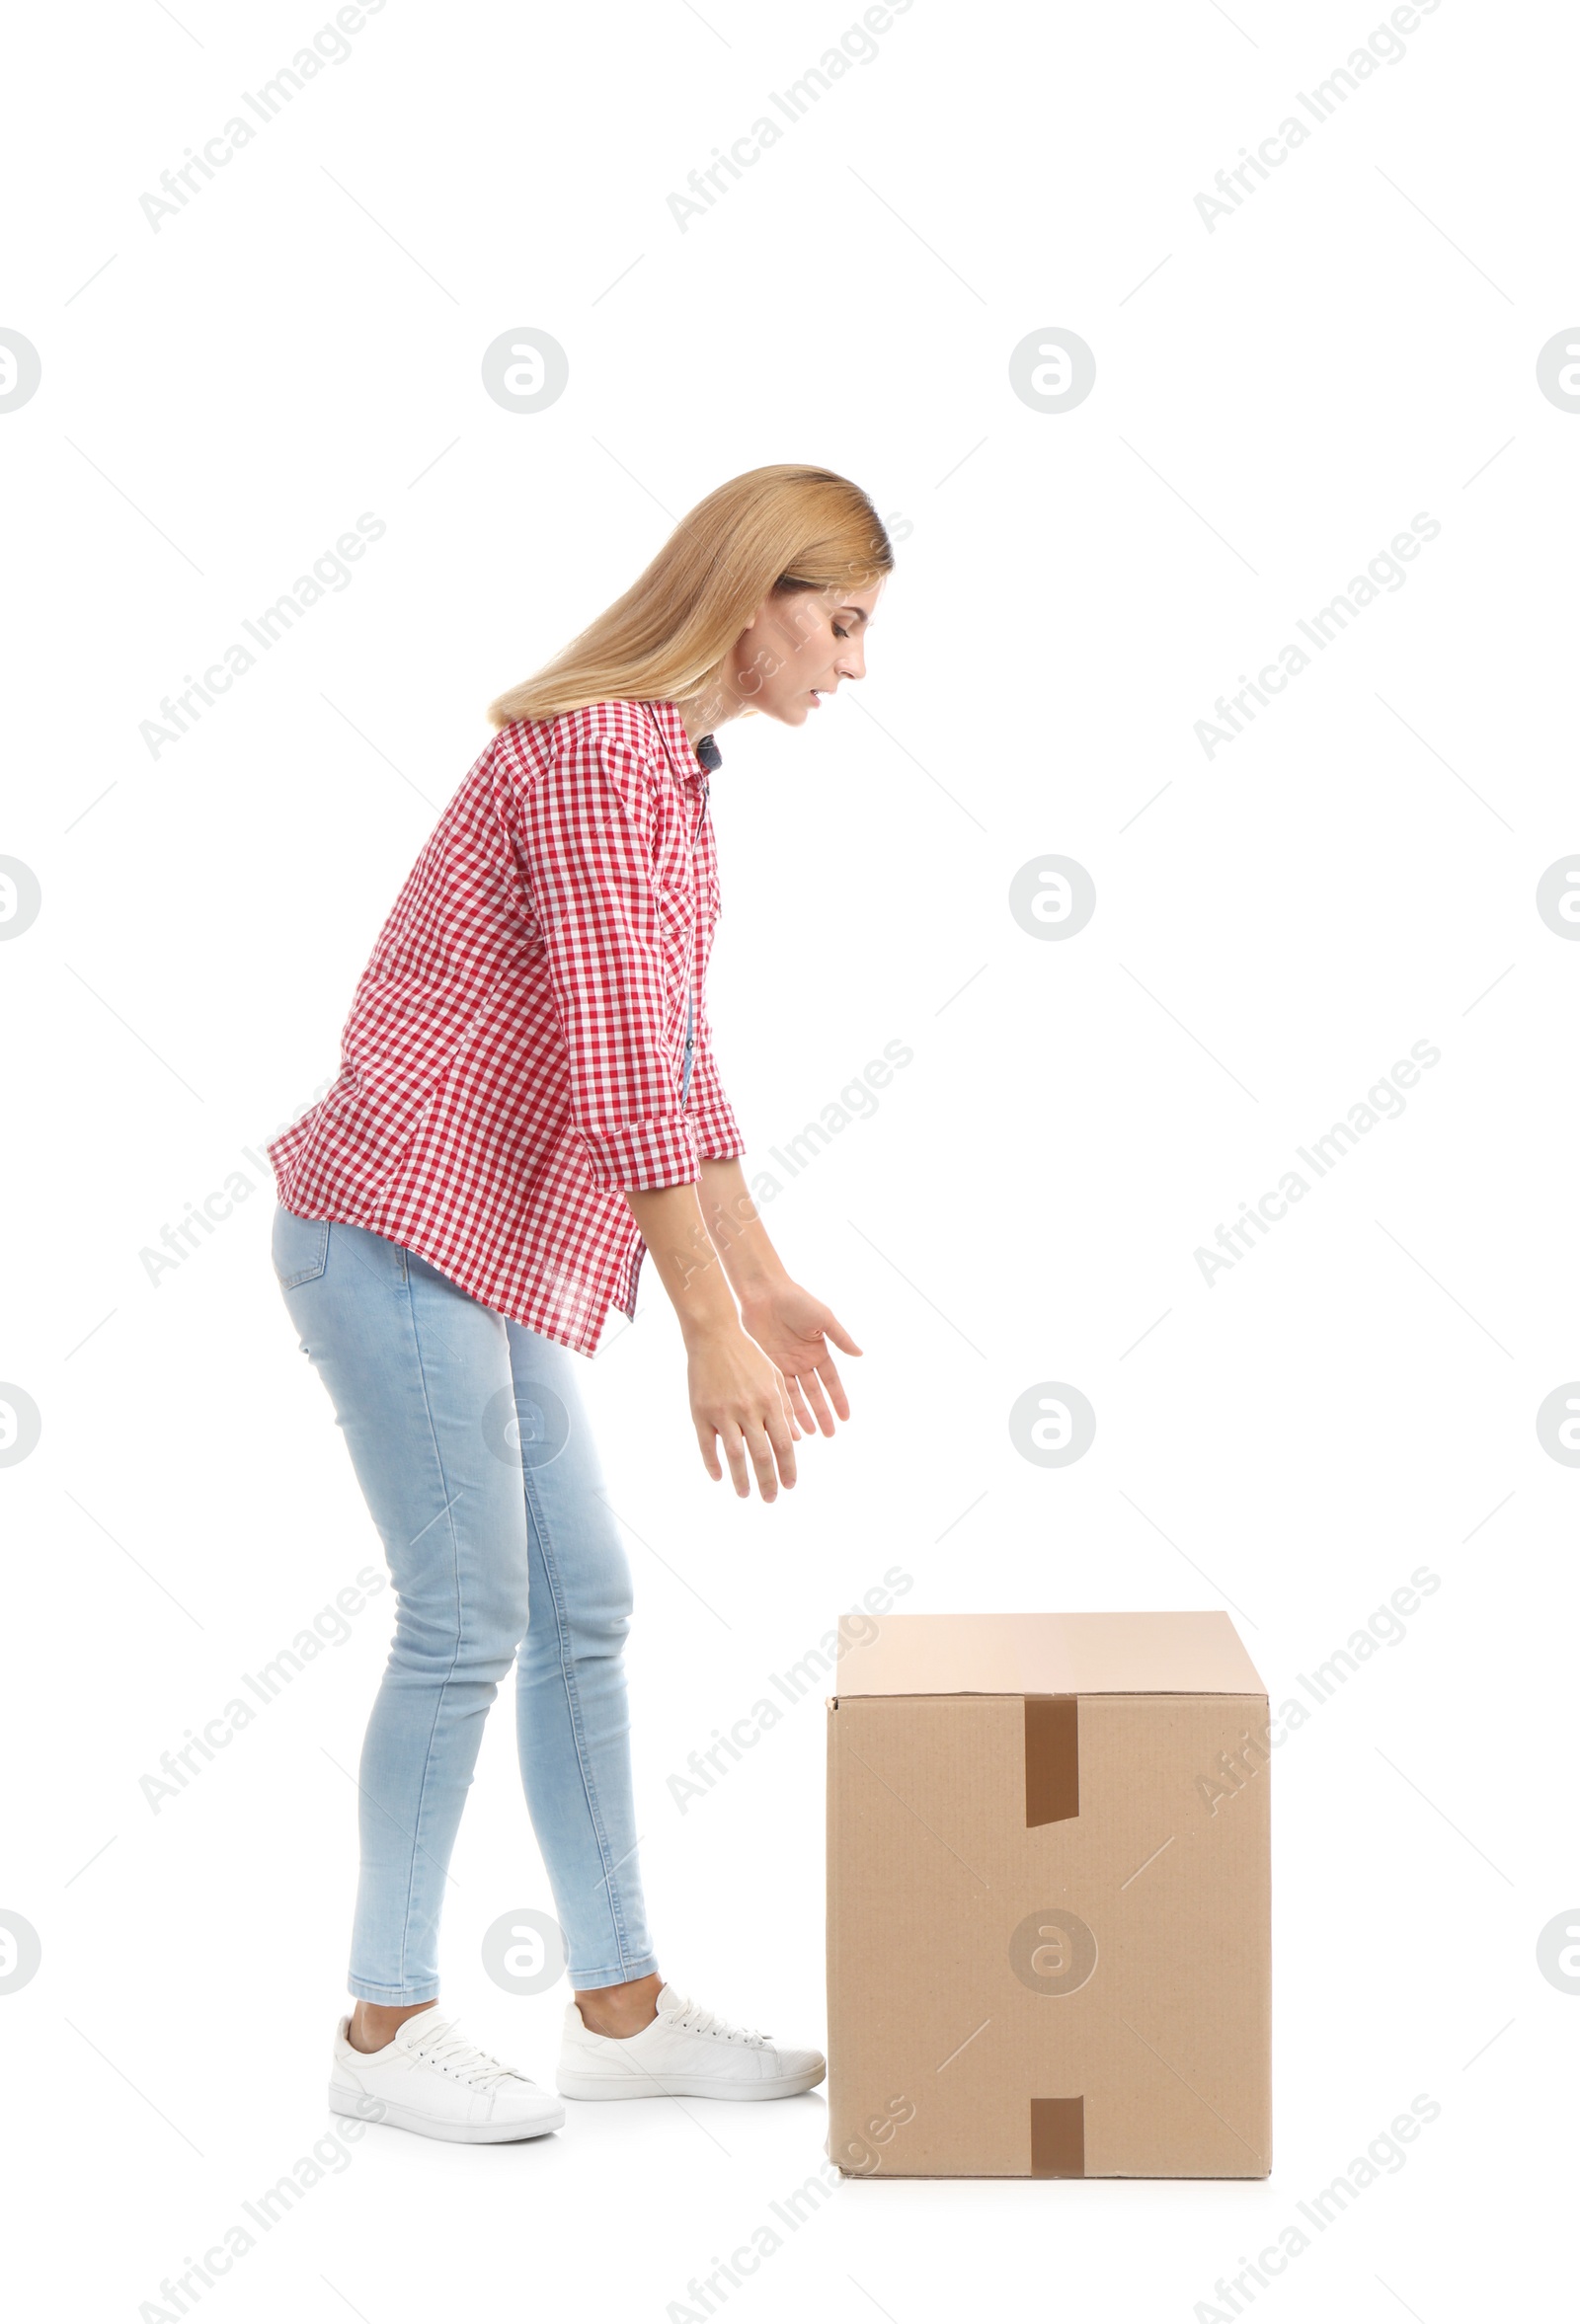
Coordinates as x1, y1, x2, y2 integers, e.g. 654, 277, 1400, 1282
685, 1321, 801, 1502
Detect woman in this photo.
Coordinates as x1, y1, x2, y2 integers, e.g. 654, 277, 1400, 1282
267, 464, 890, 2142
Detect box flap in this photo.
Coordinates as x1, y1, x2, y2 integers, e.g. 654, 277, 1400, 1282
833, 1610, 1264, 1697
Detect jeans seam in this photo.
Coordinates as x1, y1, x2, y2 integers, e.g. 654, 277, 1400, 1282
519, 1464, 639, 1977
347, 1975, 441, 2004
383, 1260, 472, 2000
568, 1955, 660, 1992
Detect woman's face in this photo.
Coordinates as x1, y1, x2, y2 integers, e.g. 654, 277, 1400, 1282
721, 577, 884, 727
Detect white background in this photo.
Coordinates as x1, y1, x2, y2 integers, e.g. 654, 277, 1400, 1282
2, 0, 1573, 2316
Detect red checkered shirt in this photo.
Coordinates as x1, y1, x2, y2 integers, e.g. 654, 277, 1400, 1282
266, 696, 743, 1356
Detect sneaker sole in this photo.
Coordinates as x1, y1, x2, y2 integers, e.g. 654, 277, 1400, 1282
329, 2081, 564, 2142
557, 2062, 826, 2103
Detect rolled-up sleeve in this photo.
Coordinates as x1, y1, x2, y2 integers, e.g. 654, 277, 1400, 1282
521, 720, 700, 1192
688, 1006, 744, 1160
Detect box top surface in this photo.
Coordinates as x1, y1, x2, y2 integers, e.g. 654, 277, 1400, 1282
833, 1610, 1264, 1697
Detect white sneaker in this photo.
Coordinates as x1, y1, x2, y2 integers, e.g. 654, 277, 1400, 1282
329, 2009, 565, 2143
557, 1983, 825, 2103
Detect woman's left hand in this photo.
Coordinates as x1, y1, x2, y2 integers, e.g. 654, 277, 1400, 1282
736, 1278, 862, 1437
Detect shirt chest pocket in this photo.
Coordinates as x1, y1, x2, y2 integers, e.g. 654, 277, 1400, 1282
651, 874, 697, 982
649, 789, 715, 970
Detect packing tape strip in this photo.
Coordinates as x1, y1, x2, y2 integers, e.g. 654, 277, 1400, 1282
1024, 1694, 1079, 1826
1029, 2095, 1085, 2177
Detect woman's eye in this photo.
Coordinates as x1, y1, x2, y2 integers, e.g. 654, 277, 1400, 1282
832, 624, 849, 639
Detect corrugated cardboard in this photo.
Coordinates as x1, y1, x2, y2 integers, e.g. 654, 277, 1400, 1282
827, 1611, 1271, 2180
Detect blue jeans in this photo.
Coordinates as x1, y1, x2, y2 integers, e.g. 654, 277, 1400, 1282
271, 1203, 657, 2002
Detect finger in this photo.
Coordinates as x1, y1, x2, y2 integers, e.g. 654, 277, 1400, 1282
816, 1355, 851, 1424
764, 1399, 798, 1491
759, 1356, 806, 1436
778, 1375, 807, 1439
820, 1313, 863, 1356
694, 1421, 723, 1483
742, 1418, 783, 1502
762, 1359, 808, 1437
720, 1421, 752, 1499
781, 1367, 818, 1434
799, 1367, 837, 1436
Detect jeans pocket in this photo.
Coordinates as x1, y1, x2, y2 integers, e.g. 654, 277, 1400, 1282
272, 1203, 331, 1288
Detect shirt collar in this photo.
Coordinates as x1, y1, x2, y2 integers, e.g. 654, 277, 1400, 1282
648, 697, 722, 784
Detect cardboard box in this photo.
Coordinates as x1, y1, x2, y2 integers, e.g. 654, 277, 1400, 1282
826, 1611, 1271, 2179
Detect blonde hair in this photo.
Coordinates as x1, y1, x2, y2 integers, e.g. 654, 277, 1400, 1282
486, 463, 894, 731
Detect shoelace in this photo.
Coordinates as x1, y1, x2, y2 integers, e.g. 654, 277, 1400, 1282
405, 2018, 523, 2088
663, 1993, 769, 2048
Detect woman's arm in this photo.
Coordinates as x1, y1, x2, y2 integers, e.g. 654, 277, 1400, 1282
521, 718, 704, 1194
622, 1180, 800, 1504
694, 1157, 862, 1438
